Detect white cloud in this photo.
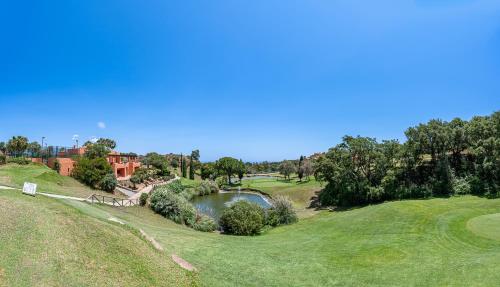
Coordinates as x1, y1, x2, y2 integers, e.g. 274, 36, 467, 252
97, 122, 106, 129
89, 136, 98, 143
72, 134, 79, 141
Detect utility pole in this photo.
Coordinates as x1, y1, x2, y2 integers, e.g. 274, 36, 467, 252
41, 137, 45, 163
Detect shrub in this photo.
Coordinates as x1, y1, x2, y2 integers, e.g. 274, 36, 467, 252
192, 214, 217, 232
206, 180, 219, 193
216, 176, 228, 188
99, 173, 118, 192
130, 173, 142, 188
180, 188, 197, 201
53, 159, 61, 173
139, 192, 149, 206
0, 154, 6, 165
196, 180, 218, 196
166, 180, 185, 194
197, 183, 210, 196
453, 175, 471, 195
7, 157, 30, 165
266, 195, 298, 227
150, 190, 196, 226
366, 186, 385, 203
219, 201, 265, 236
72, 157, 113, 190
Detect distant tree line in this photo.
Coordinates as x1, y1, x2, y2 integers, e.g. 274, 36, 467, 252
244, 161, 282, 174
0, 136, 42, 158
314, 111, 500, 207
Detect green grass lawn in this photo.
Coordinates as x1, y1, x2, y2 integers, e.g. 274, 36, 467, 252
3, 164, 500, 286
0, 189, 197, 287
0, 163, 125, 198
79, 196, 500, 287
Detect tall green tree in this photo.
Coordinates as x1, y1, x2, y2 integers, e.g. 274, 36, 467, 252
200, 163, 217, 180
216, 157, 240, 184
142, 152, 170, 176
27, 141, 42, 157
191, 149, 200, 161
170, 157, 179, 169
188, 150, 200, 180
7, 136, 29, 157
181, 154, 187, 178
96, 138, 117, 149
237, 159, 245, 182
73, 138, 117, 192
302, 159, 313, 180
314, 111, 500, 206
189, 155, 195, 180
0, 142, 6, 155
279, 160, 296, 181
72, 157, 115, 191
84, 143, 111, 159
180, 154, 183, 175
297, 156, 305, 181
447, 118, 468, 174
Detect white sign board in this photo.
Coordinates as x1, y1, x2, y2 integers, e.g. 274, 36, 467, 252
22, 182, 37, 196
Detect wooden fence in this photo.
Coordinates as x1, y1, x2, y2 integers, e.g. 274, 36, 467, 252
88, 194, 139, 207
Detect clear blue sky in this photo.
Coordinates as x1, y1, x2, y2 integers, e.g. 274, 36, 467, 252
1, 1, 499, 161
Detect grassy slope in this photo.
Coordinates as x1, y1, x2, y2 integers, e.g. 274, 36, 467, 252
4, 165, 500, 286
0, 163, 125, 198
83, 196, 500, 287
0, 190, 197, 287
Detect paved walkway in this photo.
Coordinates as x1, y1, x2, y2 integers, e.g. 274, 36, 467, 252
39, 192, 87, 201
129, 175, 179, 200
1, 184, 127, 206
115, 185, 136, 197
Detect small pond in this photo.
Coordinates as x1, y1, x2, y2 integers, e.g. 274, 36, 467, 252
192, 191, 271, 221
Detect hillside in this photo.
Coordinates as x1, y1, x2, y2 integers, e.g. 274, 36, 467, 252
2, 164, 500, 286
81, 196, 500, 286
0, 189, 197, 286
0, 163, 125, 198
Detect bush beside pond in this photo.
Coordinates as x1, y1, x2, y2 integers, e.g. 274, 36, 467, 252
266, 195, 298, 227
197, 180, 218, 195
220, 201, 265, 236
150, 180, 217, 232
192, 214, 217, 232
150, 190, 197, 225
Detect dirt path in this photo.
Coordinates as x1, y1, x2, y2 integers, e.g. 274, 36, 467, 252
0, 185, 127, 206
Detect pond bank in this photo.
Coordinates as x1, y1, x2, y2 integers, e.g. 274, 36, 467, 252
192, 189, 272, 220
